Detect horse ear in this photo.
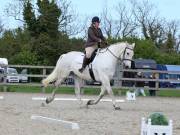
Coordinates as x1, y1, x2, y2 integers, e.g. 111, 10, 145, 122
132, 43, 135, 48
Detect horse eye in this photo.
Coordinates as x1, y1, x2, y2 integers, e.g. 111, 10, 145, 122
127, 52, 129, 55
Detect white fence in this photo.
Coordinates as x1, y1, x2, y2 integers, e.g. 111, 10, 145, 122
141, 118, 173, 135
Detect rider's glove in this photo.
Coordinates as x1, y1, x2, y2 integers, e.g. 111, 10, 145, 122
105, 42, 108, 46
98, 39, 101, 48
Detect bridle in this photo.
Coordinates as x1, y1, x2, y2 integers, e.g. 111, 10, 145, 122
106, 46, 134, 63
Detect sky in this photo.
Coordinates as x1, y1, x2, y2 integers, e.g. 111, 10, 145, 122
71, 0, 180, 21
0, 0, 180, 29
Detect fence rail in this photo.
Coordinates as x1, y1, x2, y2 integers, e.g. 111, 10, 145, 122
0, 64, 179, 92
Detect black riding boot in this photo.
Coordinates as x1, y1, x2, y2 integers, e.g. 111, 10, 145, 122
79, 57, 89, 73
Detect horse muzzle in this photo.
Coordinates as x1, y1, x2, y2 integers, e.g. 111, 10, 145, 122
123, 59, 134, 69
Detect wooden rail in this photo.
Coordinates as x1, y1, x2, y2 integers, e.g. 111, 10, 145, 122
0, 64, 179, 92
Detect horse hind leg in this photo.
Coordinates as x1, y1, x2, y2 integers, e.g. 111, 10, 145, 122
45, 70, 70, 104
45, 78, 64, 104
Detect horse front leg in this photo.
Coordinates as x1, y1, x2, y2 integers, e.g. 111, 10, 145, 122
45, 78, 62, 104
106, 86, 121, 110
99, 73, 121, 110
86, 85, 105, 106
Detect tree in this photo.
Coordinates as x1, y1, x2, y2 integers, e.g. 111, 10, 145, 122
101, 2, 137, 39
114, 2, 137, 38
23, 0, 37, 37
57, 0, 81, 36
5, 0, 81, 36
0, 19, 3, 34
176, 35, 180, 52
130, 0, 166, 46
165, 32, 175, 53
4, 0, 26, 23
167, 20, 180, 52
0, 27, 37, 64
37, 0, 61, 38
12, 50, 39, 65
0, 30, 19, 58
23, 0, 62, 65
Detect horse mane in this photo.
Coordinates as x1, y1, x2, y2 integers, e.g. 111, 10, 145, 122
100, 42, 127, 51
111, 42, 127, 46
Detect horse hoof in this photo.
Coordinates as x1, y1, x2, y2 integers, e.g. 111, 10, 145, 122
46, 98, 49, 104
86, 100, 94, 105
115, 106, 121, 110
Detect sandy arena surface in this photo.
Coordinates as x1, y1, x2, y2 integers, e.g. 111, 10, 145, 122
0, 92, 180, 135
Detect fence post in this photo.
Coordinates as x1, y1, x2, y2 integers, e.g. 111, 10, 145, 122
117, 63, 123, 87
3, 66, 7, 92
155, 73, 159, 90
42, 68, 46, 93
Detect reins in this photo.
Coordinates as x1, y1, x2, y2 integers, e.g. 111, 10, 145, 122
98, 45, 134, 62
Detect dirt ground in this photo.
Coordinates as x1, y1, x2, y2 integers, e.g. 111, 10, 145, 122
0, 92, 180, 135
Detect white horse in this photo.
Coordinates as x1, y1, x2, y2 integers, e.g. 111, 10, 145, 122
42, 42, 135, 110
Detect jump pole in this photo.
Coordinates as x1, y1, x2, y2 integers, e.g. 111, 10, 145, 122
32, 97, 125, 103
31, 115, 80, 130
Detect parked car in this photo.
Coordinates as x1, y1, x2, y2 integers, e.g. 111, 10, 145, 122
122, 59, 157, 87
6, 68, 19, 83
86, 80, 101, 86
19, 69, 28, 83
0, 67, 4, 82
64, 76, 74, 85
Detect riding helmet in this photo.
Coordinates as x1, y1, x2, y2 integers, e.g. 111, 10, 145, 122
92, 16, 100, 23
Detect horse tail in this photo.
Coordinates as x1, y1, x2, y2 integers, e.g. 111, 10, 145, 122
42, 55, 64, 87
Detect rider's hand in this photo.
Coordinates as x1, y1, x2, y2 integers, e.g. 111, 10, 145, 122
105, 42, 108, 46
98, 39, 101, 48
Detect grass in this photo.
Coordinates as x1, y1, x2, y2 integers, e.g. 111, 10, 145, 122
0, 85, 180, 97
0, 85, 127, 95
156, 90, 180, 97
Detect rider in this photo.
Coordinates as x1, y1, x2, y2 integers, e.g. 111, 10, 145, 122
79, 16, 107, 73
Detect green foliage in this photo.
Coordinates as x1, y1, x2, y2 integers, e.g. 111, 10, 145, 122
37, 0, 61, 38
107, 37, 180, 64
0, 1, 180, 66
107, 37, 158, 59
23, 0, 37, 37
148, 112, 169, 125
0, 28, 38, 65
154, 51, 180, 65
133, 39, 157, 59
0, 30, 21, 58
12, 50, 38, 65
22, 0, 69, 65
164, 33, 175, 53
3, 86, 180, 97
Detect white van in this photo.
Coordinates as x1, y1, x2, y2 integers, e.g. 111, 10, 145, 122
6, 68, 19, 83
0, 58, 8, 66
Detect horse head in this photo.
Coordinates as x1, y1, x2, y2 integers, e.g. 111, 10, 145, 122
121, 42, 135, 69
